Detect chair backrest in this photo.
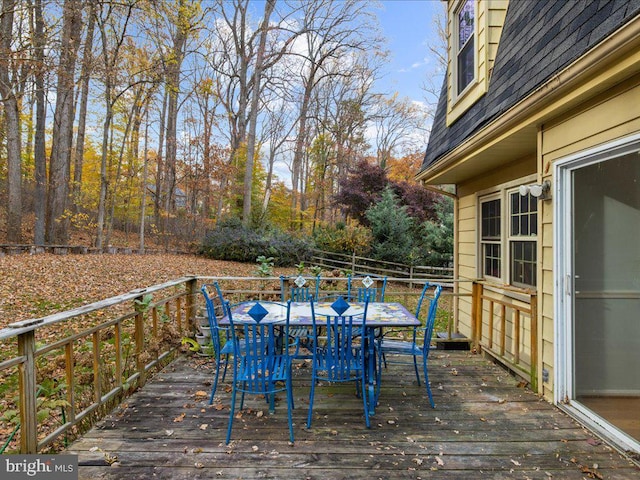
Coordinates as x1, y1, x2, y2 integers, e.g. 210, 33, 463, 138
225, 300, 291, 392
280, 275, 319, 301
201, 283, 227, 358
310, 296, 369, 381
416, 283, 443, 352
347, 274, 387, 302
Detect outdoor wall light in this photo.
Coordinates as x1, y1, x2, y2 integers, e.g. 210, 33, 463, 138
518, 180, 551, 200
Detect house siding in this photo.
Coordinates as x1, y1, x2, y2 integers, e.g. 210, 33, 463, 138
454, 158, 535, 345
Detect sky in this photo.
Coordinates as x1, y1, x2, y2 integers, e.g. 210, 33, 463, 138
375, 0, 446, 107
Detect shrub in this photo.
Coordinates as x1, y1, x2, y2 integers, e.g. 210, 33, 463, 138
198, 217, 313, 266
313, 221, 373, 256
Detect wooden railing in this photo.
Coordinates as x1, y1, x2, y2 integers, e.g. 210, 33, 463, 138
0, 277, 199, 454
471, 281, 538, 390
0, 275, 465, 454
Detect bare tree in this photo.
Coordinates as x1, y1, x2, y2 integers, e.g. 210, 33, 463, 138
95, 0, 136, 249
421, 2, 447, 117
242, 0, 276, 225
72, 1, 97, 208
31, 0, 47, 245
373, 93, 428, 169
288, 0, 381, 228
46, 0, 83, 244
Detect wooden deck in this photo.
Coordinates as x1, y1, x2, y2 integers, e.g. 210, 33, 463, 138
66, 351, 640, 479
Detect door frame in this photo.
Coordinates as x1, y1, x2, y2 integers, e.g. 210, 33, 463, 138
554, 132, 640, 454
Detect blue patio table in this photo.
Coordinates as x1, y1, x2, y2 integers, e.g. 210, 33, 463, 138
222, 301, 420, 415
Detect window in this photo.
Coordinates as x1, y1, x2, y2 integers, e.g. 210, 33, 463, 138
480, 198, 501, 278
509, 191, 537, 287
457, 0, 475, 94
479, 189, 538, 288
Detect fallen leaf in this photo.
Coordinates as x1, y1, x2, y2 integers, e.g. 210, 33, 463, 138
510, 459, 521, 466
199, 424, 208, 430
435, 456, 444, 466
174, 413, 185, 423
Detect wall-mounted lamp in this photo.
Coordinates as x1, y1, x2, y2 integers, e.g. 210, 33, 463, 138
519, 180, 551, 200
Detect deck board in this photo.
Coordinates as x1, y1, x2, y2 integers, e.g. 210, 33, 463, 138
66, 352, 640, 479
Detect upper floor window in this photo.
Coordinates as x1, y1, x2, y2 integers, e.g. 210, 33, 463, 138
457, 0, 475, 94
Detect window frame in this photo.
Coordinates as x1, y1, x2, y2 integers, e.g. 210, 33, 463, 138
479, 194, 502, 281
478, 179, 539, 289
454, 0, 476, 97
507, 188, 538, 288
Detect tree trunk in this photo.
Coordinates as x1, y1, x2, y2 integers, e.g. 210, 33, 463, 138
33, 0, 46, 245
0, 0, 22, 243
154, 88, 167, 230
72, 2, 96, 208
139, 108, 150, 253
242, 0, 275, 225
46, 0, 82, 244
163, 16, 187, 238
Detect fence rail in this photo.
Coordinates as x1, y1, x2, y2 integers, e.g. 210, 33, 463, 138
310, 249, 453, 281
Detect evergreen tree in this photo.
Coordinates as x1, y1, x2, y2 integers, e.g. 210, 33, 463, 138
365, 188, 414, 263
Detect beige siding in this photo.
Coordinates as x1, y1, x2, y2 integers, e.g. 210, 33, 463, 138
456, 193, 478, 337
453, 157, 536, 348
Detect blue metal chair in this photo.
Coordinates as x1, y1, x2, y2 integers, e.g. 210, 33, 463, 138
306, 296, 371, 428
280, 274, 320, 302
200, 282, 235, 404
378, 282, 443, 407
347, 274, 387, 302
225, 300, 295, 444
280, 275, 320, 357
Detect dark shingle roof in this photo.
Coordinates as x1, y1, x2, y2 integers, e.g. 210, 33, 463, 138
422, 0, 640, 171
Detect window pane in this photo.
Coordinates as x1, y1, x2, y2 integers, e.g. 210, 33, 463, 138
484, 244, 501, 278
520, 215, 529, 236
512, 215, 519, 236
458, 38, 474, 93
457, 0, 474, 94
458, 0, 474, 48
482, 199, 500, 239
511, 240, 536, 286
531, 212, 537, 235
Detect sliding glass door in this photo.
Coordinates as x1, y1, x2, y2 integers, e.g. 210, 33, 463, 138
557, 137, 640, 452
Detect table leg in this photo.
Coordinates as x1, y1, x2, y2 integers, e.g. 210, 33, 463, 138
365, 328, 379, 415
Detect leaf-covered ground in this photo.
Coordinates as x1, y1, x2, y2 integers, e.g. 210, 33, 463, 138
0, 253, 292, 328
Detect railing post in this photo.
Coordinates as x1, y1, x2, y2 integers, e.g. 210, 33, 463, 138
185, 277, 198, 332
17, 330, 38, 453
134, 296, 146, 385
530, 292, 538, 392
351, 251, 356, 273
471, 281, 483, 352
